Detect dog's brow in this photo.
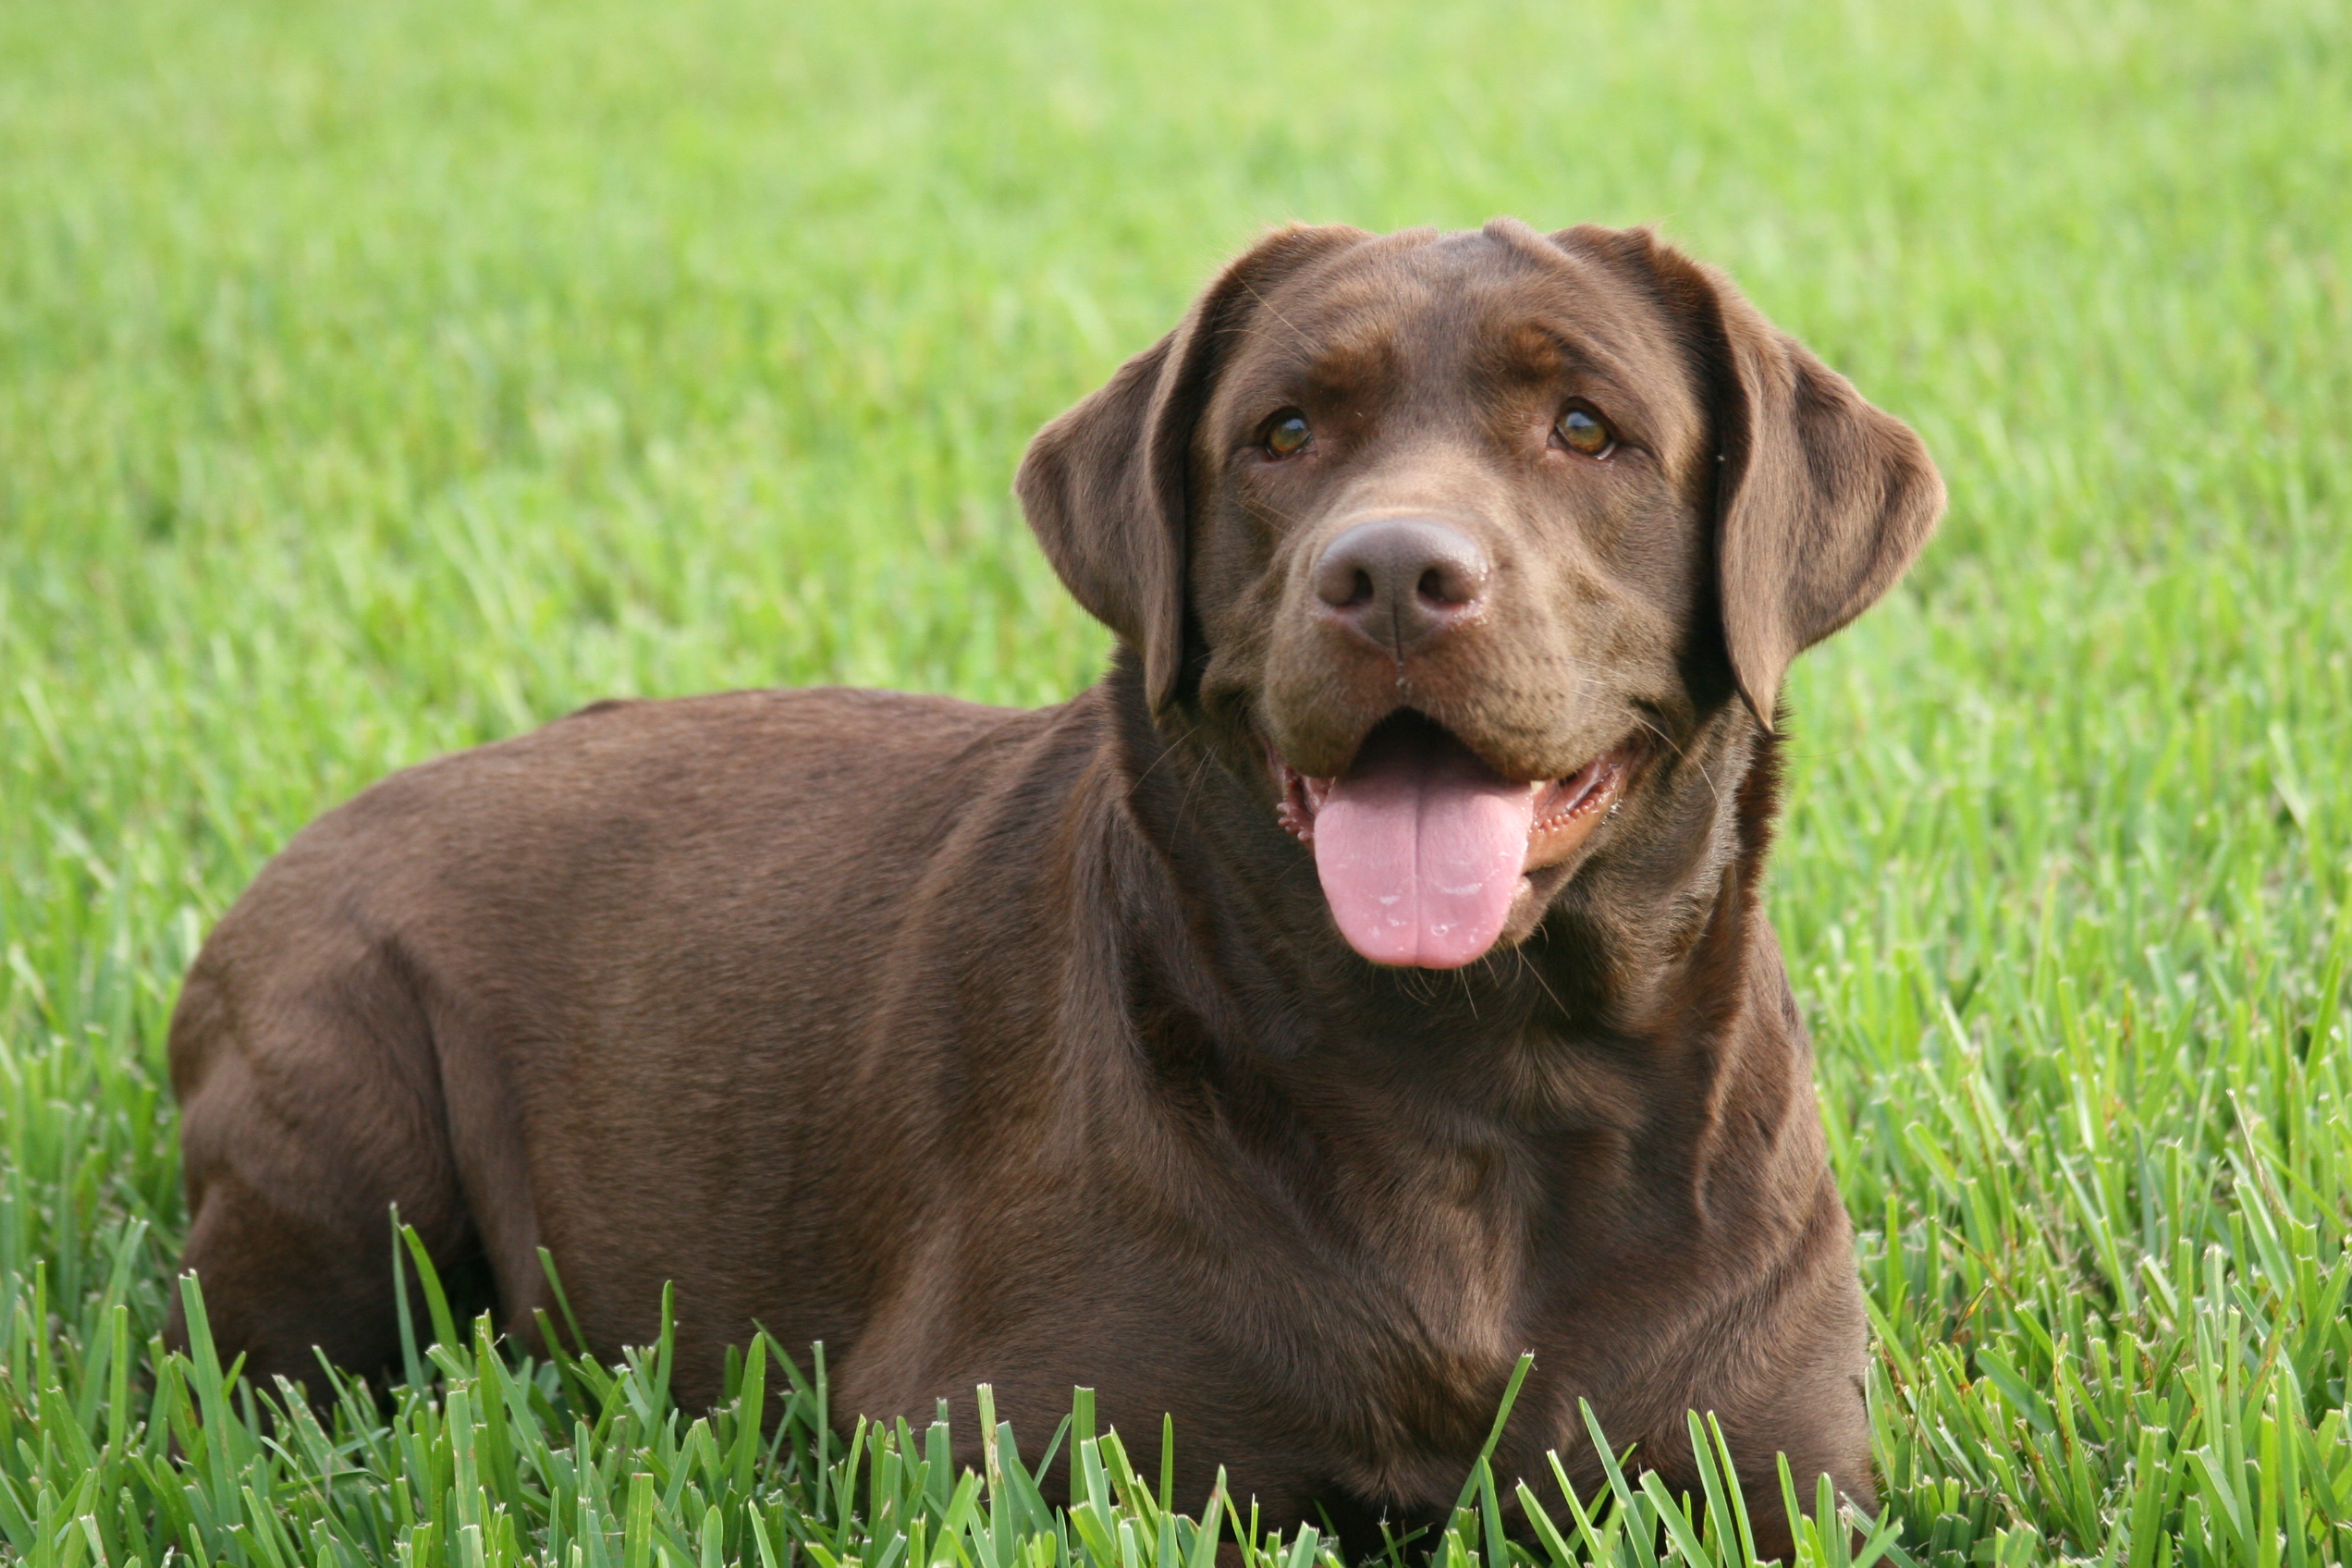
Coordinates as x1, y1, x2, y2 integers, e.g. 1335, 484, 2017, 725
1303, 331, 1403, 391
1235, 279, 1318, 358
1479, 320, 1670, 444
1509, 321, 1644, 389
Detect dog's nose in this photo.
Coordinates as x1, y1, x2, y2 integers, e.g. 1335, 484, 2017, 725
1311, 518, 1491, 654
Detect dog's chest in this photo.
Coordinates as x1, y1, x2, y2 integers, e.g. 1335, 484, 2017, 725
1272, 1126, 1558, 1403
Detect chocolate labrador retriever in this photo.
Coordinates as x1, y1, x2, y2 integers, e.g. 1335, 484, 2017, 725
167, 218, 1940, 1555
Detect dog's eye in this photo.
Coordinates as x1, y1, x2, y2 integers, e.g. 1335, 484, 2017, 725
1554, 407, 1614, 458
1263, 411, 1312, 459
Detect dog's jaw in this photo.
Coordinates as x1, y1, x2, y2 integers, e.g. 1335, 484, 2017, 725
1271, 718, 1639, 967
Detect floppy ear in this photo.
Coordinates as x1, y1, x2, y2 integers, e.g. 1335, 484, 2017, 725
1554, 226, 1944, 730
1016, 225, 1369, 714
1705, 279, 1944, 728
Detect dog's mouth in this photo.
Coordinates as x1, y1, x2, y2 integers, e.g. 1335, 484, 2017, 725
1271, 712, 1636, 969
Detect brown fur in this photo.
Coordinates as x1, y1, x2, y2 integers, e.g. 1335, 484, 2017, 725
167, 219, 1942, 1557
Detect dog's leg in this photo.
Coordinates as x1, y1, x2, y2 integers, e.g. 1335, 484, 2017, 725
165, 926, 492, 1407
166, 1163, 497, 1405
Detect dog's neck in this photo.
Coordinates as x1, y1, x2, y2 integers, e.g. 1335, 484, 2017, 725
1096, 650, 1806, 1138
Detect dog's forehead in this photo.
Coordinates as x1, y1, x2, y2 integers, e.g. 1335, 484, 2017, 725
1230, 228, 1682, 393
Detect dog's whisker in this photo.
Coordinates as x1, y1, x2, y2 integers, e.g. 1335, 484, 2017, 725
1235, 279, 1318, 358
1513, 944, 1570, 1022
1629, 710, 1724, 814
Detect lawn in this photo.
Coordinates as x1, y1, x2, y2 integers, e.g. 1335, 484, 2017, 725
3, 0, 2349, 1562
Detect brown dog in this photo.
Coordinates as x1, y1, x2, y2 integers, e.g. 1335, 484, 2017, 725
167, 219, 1940, 1555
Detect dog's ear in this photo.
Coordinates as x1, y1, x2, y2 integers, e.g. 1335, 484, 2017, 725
1017, 225, 1369, 714
1555, 226, 1944, 729
1704, 279, 1944, 729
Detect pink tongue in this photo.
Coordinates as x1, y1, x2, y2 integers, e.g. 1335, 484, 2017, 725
1313, 726, 1537, 968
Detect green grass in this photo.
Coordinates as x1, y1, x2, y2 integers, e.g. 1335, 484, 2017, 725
3, 0, 2349, 1562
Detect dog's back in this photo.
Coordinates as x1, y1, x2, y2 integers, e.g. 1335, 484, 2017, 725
171, 686, 1069, 1388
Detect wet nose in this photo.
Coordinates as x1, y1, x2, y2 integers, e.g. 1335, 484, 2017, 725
1311, 518, 1491, 654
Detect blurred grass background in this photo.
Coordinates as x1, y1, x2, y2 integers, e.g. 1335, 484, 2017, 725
4, 0, 2350, 1562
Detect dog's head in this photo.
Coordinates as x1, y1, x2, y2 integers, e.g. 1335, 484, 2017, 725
1019, 220, 1942, 971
